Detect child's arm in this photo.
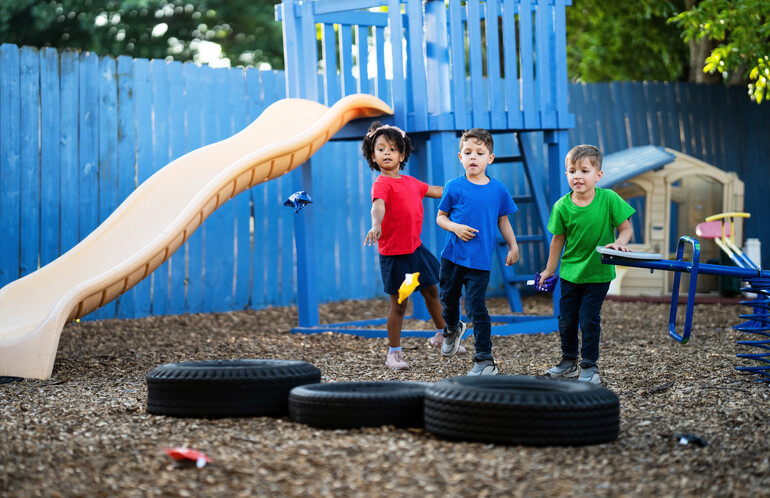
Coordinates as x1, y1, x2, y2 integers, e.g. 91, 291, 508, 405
604, 219, 634, 252
425, 185, 443, 199
437, 210, 478, 241
498, 216, 519, 266
364, 198, 386, 246
539, 233, 566, 280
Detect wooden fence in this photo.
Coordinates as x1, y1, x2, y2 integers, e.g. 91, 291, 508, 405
0, 44, 768, 320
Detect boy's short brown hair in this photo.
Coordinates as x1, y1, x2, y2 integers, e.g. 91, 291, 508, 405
566, 144, 602, 170
460, 128, 494, 153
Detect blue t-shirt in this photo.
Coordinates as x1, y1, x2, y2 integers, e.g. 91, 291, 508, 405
438, 175, 517, 271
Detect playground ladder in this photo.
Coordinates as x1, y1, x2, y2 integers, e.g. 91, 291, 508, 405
494, 133, 552, 312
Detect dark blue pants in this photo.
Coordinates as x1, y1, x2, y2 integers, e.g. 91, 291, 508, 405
558, 279, 611, 368
439, 258, 492, 361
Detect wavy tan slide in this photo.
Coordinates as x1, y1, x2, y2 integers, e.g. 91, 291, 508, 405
0, 94, 392, 379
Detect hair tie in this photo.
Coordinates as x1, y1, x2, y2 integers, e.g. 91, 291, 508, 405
366, 124, 406, 139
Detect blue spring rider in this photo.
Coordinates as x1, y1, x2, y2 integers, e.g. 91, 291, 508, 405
599, 212, 770, 382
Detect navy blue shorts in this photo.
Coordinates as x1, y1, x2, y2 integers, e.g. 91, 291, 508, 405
379, 244, 440, 296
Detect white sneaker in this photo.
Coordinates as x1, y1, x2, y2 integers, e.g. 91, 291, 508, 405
385, 351, 410, 370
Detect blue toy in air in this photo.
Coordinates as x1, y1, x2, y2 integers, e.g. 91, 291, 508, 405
284, 191, 313, 212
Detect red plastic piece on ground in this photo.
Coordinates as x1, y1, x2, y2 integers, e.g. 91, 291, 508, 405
163, 447, 212, 467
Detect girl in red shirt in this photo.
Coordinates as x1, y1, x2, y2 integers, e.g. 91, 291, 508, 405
362, 121, 465, 370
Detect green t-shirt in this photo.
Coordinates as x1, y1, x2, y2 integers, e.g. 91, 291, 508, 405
547, 187, 636, 283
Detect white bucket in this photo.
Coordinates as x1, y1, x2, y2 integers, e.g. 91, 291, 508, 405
743, 238, 762, 297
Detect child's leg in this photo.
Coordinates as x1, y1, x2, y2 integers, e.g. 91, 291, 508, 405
577, 282, 611, 367
465, 269, 492, 360
439, 258, 464, 331
419, 284, 446, 330
387, 294, 409, 348
557, 279, 583, 361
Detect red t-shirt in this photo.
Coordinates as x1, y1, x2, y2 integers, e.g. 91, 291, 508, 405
371, 175, 429, 255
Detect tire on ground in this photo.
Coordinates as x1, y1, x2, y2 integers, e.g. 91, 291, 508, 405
289, 381, 429, 429
146, 359, 321, 418
424, 375, 619, 446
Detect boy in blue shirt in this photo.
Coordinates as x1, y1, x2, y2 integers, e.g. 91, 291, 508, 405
437, 128, 519, 375
539, 144, 635, 384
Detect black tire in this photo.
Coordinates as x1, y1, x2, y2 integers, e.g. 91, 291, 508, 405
146, 359, 321, 418
424, 375, 619, 446
288, 381, 429, 429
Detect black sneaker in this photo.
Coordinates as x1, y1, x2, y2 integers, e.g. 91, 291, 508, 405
467, 358, 498, 376
544, 358, 578, 378
441, 321, 467, 357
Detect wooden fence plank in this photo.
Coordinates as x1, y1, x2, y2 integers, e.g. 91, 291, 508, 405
322, 24, 340, 105
133, 57, 154, 317
78, 52, 99, 242
148, 59, 171, 316
230, 68, 251, 311
340, 24, 357, 97
519, 0, 536, 129
485, 0, 506, 130
167, 61, 187, 315
183, 62, 204, 313
447, 0, 468, 130
92, 55, 119, 320
246, 67, 265, 308
0, 44, 21, 287
19, 47, 41, 280
202, 66, 232, 312
501, 0, 521, 129
40, 48, 61, 268
115, 55, 137, 318
466, 0, 487, 129
356, 25, 370, 95
59, 51, 79, 258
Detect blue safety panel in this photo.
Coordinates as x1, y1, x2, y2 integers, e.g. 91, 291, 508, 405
600, 145, 676, 188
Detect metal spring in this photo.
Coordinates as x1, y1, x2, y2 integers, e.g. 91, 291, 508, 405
734, 277, 770, 382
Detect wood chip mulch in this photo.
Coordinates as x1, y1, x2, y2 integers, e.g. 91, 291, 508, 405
1, 295, 768, 497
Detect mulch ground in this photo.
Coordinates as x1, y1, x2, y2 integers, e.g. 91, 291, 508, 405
1, 295, 768, 497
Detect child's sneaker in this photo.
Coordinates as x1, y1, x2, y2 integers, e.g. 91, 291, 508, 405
428, 332, 467, 355
578, 365, 601, 384
468, 358, 498, 376
441, 321, 467, 357
544, 358, 579, 379
385, 351, 410, 370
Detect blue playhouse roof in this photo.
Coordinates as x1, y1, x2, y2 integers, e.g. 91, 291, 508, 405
600, 146, 676, 188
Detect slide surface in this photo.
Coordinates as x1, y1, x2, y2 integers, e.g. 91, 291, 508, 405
0, 94, 392, 379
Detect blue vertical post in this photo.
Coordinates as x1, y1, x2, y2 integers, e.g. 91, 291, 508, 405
280, 0, 319, 327
545, 129, 570, 316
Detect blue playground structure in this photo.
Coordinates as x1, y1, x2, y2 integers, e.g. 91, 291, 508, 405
276, 0, 573, 337
600, 214, 770, 382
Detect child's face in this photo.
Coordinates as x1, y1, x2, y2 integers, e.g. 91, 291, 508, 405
566, 157, 603, 195
458, 139, 494, 180
371, 135, 405, 175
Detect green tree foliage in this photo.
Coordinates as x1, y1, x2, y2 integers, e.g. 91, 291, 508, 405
0, 0, 284, 68
670, 0, 770, 103
566, 0, 690, 83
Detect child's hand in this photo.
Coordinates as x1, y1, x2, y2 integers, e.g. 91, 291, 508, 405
604, 243, 631, 252
539, 269, 555, 281
453, 224, 478, 242
364, 227, 382, 246
505, 250, 519, 266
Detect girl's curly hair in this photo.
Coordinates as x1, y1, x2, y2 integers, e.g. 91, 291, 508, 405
361, 121, 412, 172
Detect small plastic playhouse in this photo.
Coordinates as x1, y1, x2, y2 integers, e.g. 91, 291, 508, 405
600, 146, 745, 296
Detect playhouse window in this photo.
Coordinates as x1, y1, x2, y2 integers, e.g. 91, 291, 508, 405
615, 182, 645, 245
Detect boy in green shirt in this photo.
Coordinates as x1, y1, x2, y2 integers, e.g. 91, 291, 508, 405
538, 145, 635, 384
